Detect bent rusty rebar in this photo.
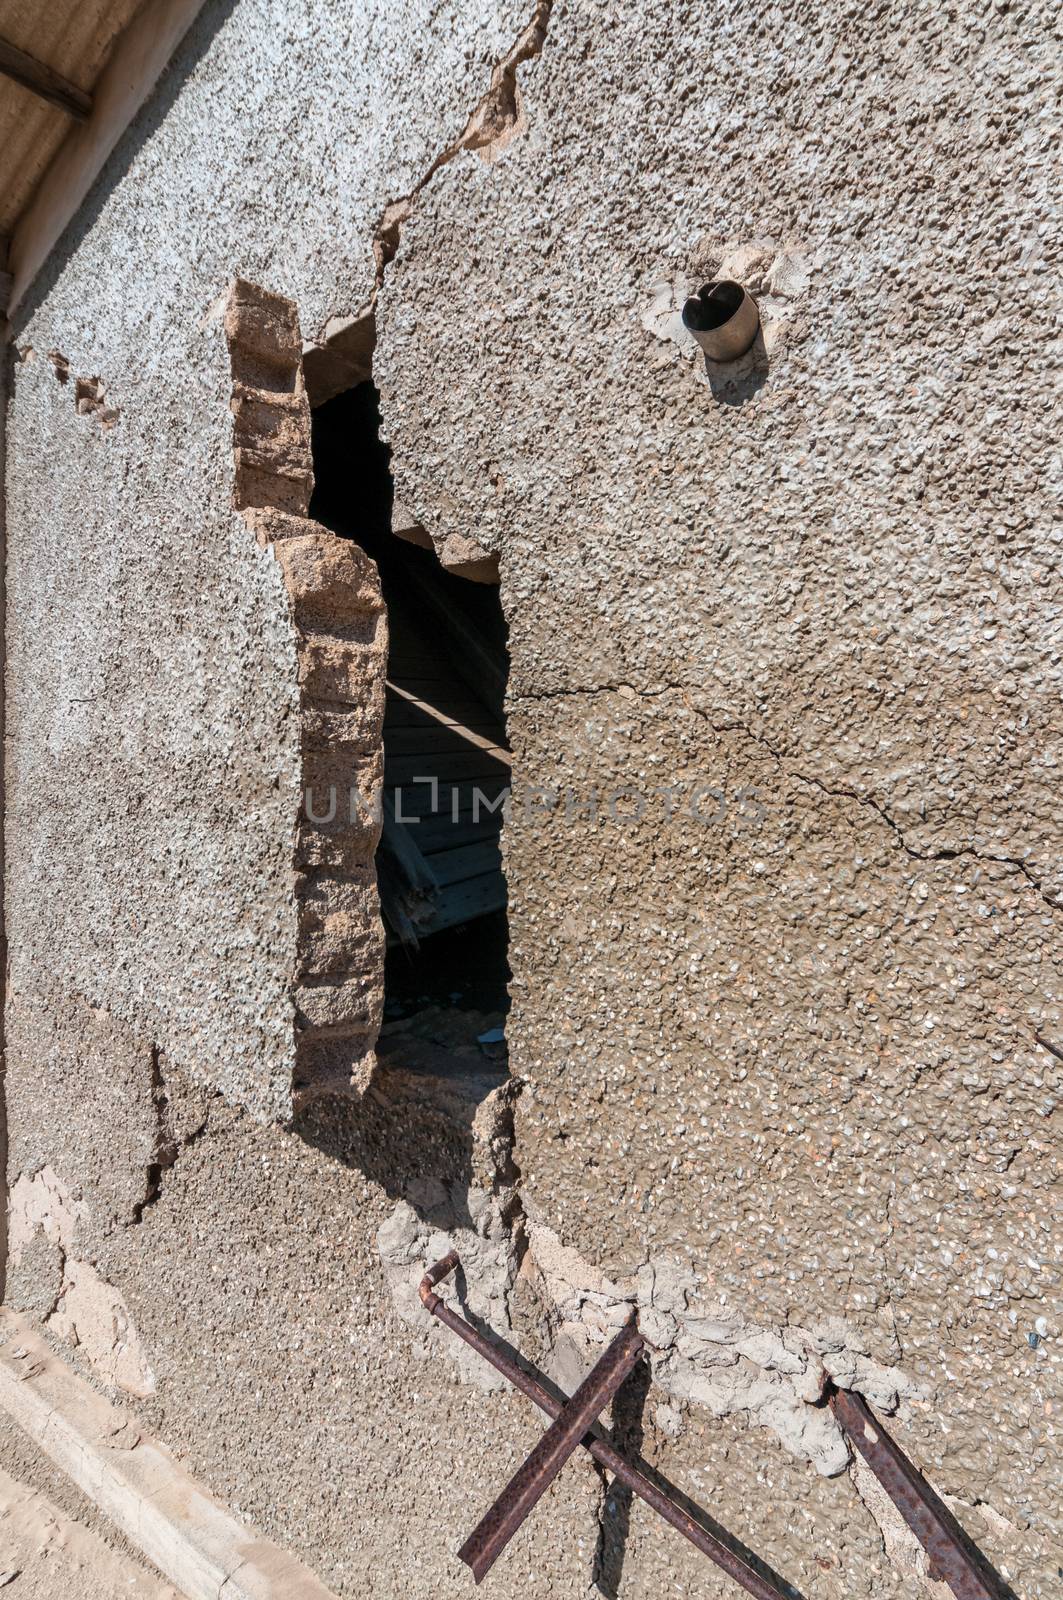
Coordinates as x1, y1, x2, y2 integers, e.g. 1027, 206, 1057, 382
419, 1251, 791, 1599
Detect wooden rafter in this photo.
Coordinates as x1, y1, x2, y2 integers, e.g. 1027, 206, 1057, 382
0, 36, 92, 120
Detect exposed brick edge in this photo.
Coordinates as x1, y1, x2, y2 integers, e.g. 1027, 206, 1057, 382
224, 278, 387, 1105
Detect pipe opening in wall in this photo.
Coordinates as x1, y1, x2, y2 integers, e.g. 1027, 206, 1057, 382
309, 383, 512, 1085
681, 279, 760, 362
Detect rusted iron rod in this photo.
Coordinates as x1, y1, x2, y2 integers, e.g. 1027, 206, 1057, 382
420, 1253, 792, 1599
458, 1318, 644, 1581
829, 1388, 1008, 1600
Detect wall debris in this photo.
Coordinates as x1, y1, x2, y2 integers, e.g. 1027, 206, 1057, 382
73, 375, 119, 429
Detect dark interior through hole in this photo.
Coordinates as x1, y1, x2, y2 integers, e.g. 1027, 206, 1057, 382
681, 279, 745, 332
309, 382, 511, 1079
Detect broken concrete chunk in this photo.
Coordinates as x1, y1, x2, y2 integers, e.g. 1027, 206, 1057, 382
375, 1202, 422, 1264
823, 1349, 859, 1387
680, 1312, 744, 1345
734, 1328, 807, 1376
638, 1307, 677, 1350
274, 531, 386, 626
638, 1254, 698, 1316
439, 532, 500, 584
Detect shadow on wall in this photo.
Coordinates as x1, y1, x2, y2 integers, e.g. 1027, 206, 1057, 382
703, 330, 770, 407
296, 383, 513, 1232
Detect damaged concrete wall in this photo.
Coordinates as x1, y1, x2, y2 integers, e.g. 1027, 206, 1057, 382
4, 0, 538, 1119
372, 0, 1060, 1593
2, 0, 1060, 1597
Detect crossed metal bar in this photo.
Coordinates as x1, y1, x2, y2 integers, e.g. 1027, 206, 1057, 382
422, 1251, 791, 1596
420, 1252, 1013, 1598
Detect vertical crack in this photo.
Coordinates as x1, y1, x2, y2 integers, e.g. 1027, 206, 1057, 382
129, 1046, 180, 1225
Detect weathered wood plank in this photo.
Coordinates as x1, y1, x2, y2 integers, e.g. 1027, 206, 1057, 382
389, 564, 507, 709
429, 839, 505, 888
382, 722, 505, 757
8, 0, 211, 312
415, 810, 505, 853
418, 871, 508, 933
379, 809, 439, 895
384, 749, 511, 785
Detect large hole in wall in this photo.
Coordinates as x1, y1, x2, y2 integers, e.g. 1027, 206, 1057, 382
309, 384, 511, 1089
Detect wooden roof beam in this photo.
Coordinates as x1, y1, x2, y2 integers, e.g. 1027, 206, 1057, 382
0, 36, 92, 121
0, 235, 11, 317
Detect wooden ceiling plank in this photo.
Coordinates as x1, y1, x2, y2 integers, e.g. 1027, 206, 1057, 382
0, 35, 92, 120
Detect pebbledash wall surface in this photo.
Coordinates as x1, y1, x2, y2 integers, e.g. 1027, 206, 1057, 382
2, 1, 1060, 1596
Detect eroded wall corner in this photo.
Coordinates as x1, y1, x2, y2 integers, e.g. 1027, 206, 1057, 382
223, 278, 388, 1105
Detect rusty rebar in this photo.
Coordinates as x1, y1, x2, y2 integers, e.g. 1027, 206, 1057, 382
829, 1388, 1010, 1600
458, 1318, 644, 1581
419, 1253, 792, 1599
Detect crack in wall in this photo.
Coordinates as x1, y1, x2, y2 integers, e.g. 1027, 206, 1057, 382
371, 0, 552, 283
706, 711, 1060, 912
129, 1047, 204, 1226
511, 678, 1058, 911
304, 0, 553, 396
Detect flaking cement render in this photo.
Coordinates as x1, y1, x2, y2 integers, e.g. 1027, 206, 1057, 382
2, 0, 1061, 1596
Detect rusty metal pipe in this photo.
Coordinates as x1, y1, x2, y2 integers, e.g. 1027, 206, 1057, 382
419, 1254, 791, 1599
830, 1388, 1009, 1600
681, 279, 760, 362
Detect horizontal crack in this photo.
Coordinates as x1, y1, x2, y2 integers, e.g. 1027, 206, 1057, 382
509, 680, 1057, 912
510, 679, 688, 703
708, 713, 1060, 912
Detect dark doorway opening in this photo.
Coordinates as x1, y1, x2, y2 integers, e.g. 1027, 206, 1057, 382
309, 384, 511, 1081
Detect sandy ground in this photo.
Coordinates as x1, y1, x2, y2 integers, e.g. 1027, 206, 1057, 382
0, 1464, 179, 1600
